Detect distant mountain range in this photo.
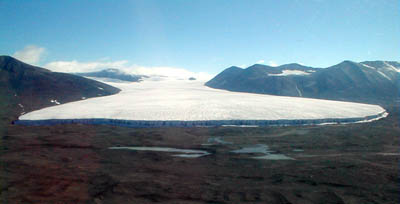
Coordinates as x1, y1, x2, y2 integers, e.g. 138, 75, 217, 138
0, 56, 120, 120
206, 61, 400, 104
75, 68, 147, 82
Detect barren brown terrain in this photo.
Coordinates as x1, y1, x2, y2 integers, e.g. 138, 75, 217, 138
0, 105, 399, 203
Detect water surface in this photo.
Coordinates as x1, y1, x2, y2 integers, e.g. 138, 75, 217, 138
109, 146, 210, 158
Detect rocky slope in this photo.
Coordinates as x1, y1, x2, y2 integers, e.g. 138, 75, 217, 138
0, 56, 120, 121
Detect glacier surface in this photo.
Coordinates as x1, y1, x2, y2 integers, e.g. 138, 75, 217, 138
17, 78, 387, 126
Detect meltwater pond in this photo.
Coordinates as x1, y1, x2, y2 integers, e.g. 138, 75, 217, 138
17, 78, 387, 127
231, 144, 294, 160
109, 146, 210, 158
231, 144, 273, 154
253, 154, 295, 160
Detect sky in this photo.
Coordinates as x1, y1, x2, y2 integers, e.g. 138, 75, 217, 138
0, 0, 399, 79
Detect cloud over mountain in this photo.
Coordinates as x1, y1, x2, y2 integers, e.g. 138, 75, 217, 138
13, 45, 46, 65
13, 45, 214, 80
44, 60, 213, 80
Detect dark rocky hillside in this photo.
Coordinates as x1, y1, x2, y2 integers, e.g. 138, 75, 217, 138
206, 61, 400, 104
0, 56, 120, 121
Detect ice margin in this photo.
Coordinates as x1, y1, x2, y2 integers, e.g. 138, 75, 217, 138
13, 111, 388, 128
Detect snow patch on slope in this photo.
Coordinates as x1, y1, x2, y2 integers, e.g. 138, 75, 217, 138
50, 99, 60, 105
361, 63, 376, 70
361, 63, 392, 80
377, 70, 391, 80
295, 85, 302, 97
384, 62, 400, 72
269, 70, 311, 76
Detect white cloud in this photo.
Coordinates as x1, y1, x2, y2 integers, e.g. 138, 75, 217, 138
256, 59, 265, 64
14, 45, 214, 81
44, 60, 129, 73
44, 59, 214, 81
268, 61, 278, 67
13, 45, 46, 65
122, 65, 214, 80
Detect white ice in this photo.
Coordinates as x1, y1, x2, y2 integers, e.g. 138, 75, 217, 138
20, 78, 386, 121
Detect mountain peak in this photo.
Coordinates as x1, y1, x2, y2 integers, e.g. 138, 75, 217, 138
247, 64, 274, 70
340, 60, 358, 65
0, 55, 51, 73
0, 55, 14, 61
328, 60, 362, 70
277, 63, 316, 70
0, 55, 24, 66
227, 66, 243, 70
103, 68, 121, 73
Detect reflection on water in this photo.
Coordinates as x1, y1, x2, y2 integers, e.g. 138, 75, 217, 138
109, 144, 295, 160
109, 146, 210, 158
253, 154, 295, 160
231, 144, 294, 160
173, 153, 211, 158
208, 137, 233, 145
231, 144, 273, 154
222, 125, 259, 127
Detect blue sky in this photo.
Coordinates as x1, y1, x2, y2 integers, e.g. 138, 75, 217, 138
0, 0, 398, 77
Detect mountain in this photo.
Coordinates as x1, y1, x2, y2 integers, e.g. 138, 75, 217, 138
0, 56, 121, 121
75, 68, 146, 82
206, 63, 319, 97
205, 61, 400, 104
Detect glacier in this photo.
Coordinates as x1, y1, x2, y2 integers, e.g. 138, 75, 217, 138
16, 78, 387, 127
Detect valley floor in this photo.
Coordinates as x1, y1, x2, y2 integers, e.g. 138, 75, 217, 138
0, 106, 399, 204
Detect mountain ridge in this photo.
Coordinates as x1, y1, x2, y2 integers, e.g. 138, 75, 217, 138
206, 60, 399, 104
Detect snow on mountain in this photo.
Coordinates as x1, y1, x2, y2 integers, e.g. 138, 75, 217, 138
360, 63, 376, 70
268, 70, 311, 76
383, 61, 400, 73
19, 78, 386, 124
